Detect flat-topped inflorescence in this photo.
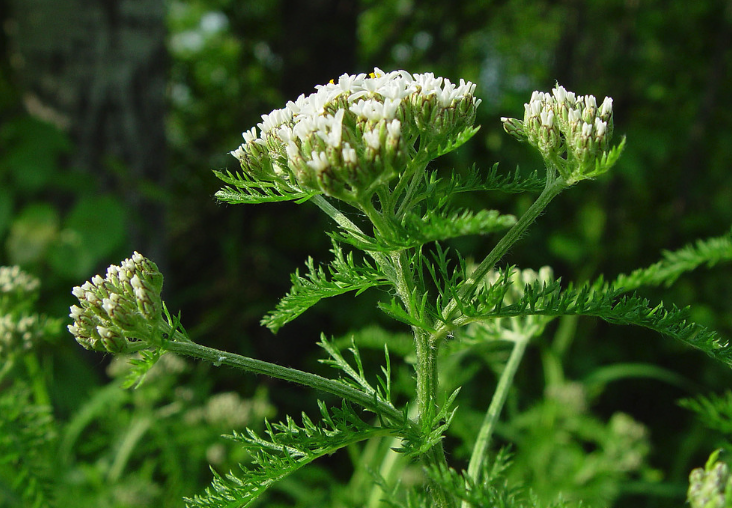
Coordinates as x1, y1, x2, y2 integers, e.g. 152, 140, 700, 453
229, 68, 482, 202
68, 252, 164, 354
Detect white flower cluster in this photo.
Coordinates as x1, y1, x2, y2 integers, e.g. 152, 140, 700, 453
0, 313, 42, 357
0, 265, 40, 297
0, 266, 45, 358
68, 252, 164, 353
468, 266, 554, 342
501, 84, 615, 182
230, 68, 481, 201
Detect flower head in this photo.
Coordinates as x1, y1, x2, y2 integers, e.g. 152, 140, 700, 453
68, 252, 164, 354
229, 68, 481, 203
501, 83, 623, 184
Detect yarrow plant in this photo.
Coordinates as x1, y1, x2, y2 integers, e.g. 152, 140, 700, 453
68, 69, 732, 507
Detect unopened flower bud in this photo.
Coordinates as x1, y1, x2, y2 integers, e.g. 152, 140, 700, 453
68, 252, 165, 354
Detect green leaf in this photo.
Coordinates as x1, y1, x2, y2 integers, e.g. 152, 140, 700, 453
47, 195, 128, 279
262, 242, 390, 332
432, 126, 481, 158
5, 203, 59, 266
447, 164, 545, 195
402, 208, 516, 247
185, 401, 405, 508
614, 228, 732, 292
459, 280, 732, 367
214, 168, 317, 204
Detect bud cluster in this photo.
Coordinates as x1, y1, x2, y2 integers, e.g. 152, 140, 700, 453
501, 84, 617, 183
230, 68, 481, 202
0, 265, 41, 309
688, 452, 732, 508
0, 266, 47, 358
68, 252, 164, 354
470, 266, 554, 342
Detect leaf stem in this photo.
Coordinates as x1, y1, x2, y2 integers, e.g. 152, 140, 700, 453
163, 330, 407, 426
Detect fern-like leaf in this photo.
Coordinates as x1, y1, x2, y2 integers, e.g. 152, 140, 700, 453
318, 335, 394, 407
184, 401, 405, 508
0, 383, 56, 508
679, 391, 732, 435
214, 169, 317, 205
402, 208, 517, 246
446, 164, 546, 196
614, 228, 732, 292
262, 242, 391, 332
459, 280, 732, 367
432, 126, 481, 158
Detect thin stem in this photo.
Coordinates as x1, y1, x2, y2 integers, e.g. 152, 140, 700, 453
435, 176, 568, 340
462, 334, 530, 506
163, 331, 408, 427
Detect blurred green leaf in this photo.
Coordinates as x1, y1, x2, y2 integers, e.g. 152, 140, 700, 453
5, 203, 59, 265
48, 195, 127, 278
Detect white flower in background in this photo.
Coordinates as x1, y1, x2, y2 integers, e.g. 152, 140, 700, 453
465, 266, 555, 342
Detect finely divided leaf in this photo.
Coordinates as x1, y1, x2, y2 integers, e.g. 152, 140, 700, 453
214, 169, 317, 205
184, 401, 405, 508
460, 280, 732, 367
614, 228, 732, 292
262, 243, 390, 332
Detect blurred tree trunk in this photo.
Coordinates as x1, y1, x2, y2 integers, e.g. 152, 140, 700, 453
7, 0, 168, 265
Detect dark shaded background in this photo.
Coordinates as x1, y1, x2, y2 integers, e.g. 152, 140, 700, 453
2, 0, 732, 506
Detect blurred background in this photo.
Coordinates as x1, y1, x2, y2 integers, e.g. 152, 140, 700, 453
2, 0, 732, 506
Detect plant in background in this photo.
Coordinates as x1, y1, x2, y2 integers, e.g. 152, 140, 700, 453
67, 69, 732, 507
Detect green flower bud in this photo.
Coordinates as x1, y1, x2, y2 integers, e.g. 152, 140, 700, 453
68, 252, 165, 354
688, 450, 732, 508
501, 83, 623, 184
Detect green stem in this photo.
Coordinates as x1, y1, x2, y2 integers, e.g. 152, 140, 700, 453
163, 331, 408, 427
388, 249, 454, 508
435, 175, 568, 339
462, 334, 530, 505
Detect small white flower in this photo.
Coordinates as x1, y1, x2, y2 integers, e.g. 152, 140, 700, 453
72, 286, 85, 299
363, 129, 381, 150
584, 95, 597, 109
568, 109, 581, 124
386, 119, 401, 139
540, 110, 554, 127
342, 143, 357, 164
130, 274, 143, 290
306, 151, 330, 172
70, 305, 84, 320
595, 118, 607, 137
581, 122, 593, 137
242, 126, 258, 144
552, 85, 567, 103
600, 97, 613, 117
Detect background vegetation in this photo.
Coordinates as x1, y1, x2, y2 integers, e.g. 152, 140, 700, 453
2, 0, 732, 506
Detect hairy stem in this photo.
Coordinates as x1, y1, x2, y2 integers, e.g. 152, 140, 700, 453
389, 250, 454, 508
163, 330, 407, 426
462, 333, 530, 505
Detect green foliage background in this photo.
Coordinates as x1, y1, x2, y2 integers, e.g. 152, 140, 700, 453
2, 0, 732, 506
